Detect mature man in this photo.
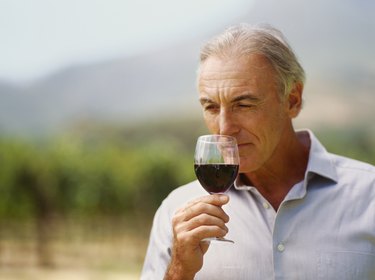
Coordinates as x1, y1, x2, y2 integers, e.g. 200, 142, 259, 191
141, 24, 375, 279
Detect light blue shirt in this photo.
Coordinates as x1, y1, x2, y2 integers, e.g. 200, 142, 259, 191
141, 130, 375, 279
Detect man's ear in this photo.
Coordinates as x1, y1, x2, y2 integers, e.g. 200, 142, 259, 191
287, 82, 303, 118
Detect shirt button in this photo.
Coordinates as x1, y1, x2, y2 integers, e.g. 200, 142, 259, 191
277, 243, 285, 252
263, 202, 270, 209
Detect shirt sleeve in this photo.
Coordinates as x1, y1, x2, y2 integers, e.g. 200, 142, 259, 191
141, 200, 173, 280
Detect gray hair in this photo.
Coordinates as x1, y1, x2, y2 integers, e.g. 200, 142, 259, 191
199, 23, 305, 98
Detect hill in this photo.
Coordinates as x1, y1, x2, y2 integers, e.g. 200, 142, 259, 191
0, 0, 374, 136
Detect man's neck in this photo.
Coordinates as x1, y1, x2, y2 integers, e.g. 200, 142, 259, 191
242, 130, 311, 210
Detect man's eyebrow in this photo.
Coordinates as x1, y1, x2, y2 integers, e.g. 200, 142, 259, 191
199, 93, 261, 104
199, 97, 215, 104
231, 93, 260, 103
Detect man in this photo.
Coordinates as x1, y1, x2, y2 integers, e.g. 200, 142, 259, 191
141, 24, 375, 279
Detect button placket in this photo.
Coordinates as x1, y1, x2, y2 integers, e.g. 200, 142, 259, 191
277, 243, 285, 252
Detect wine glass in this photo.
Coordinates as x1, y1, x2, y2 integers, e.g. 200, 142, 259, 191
194, 134, 239, 243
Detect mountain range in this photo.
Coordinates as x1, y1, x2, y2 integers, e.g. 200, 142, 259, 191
0, 39, 204, 135
0, 0, 374, 136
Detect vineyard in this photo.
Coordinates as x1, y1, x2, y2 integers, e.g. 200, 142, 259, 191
0, 119, 374, 278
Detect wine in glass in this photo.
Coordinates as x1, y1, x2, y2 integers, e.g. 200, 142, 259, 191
194, 134, 239, 243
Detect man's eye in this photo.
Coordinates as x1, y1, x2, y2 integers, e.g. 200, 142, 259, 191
204, 105, 219, 112
236, 103, 255, 109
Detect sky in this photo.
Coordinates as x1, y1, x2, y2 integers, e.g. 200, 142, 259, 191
0, 0, 374, 132
0, 0, 252, 83
1, 0, 374, 85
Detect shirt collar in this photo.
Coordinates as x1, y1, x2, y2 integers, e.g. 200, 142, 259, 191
302, 129, 338, 183
234, 129, 338, 191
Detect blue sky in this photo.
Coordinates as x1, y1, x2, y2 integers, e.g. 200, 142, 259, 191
0, 0, 252, 83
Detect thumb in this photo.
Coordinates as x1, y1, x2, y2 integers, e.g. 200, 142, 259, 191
199, 241, 210, 255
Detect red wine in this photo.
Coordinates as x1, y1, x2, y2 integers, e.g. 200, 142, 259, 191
194, 164, 239, 194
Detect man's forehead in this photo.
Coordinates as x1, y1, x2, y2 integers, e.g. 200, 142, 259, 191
200, 53, 271, 70
198, 54, 274, 81
198, 68, 265, 88
199, 71, 254, 80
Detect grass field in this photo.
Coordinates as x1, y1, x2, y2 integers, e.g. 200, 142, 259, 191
0, 267, 140, 280
0, 219, 150, 280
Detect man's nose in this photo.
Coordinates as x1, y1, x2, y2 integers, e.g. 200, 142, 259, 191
219, 109, 239, 136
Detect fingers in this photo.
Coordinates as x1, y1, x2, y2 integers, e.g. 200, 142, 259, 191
172, 194, 230, 243
175, 194, 230, 222
167, 194, 231, 277
185, 194, 229, 208
177, 213, 228, 233
175, 224, 228, 245
178, 202, 230, 224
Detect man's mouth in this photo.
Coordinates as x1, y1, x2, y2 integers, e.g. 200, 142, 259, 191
238, 143, 252, 148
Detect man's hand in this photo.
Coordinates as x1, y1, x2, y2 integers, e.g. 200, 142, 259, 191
165, 194, 230, 280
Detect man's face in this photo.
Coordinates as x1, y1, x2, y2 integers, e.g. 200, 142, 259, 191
198, 54, 292, 173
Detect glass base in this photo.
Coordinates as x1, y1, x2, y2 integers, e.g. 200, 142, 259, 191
202, 237, 234, 243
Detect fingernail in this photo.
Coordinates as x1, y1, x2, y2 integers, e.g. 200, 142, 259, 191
220, 195, 229, 202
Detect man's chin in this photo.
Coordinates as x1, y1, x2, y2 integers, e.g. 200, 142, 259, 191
239, 157, 259, 173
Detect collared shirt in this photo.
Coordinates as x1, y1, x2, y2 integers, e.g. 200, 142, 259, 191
141, 130, 375, 279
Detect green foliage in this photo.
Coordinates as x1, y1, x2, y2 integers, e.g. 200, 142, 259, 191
0, 120, 374, 223
316, 127, 375, 165
0, 121, 201, 221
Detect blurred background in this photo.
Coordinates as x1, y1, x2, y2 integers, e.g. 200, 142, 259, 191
0, 0, 374, 279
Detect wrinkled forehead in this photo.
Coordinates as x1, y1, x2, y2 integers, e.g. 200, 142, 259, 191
198, 54, 278, 84
199, 53, 275, 74
197, 54, 282, 97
